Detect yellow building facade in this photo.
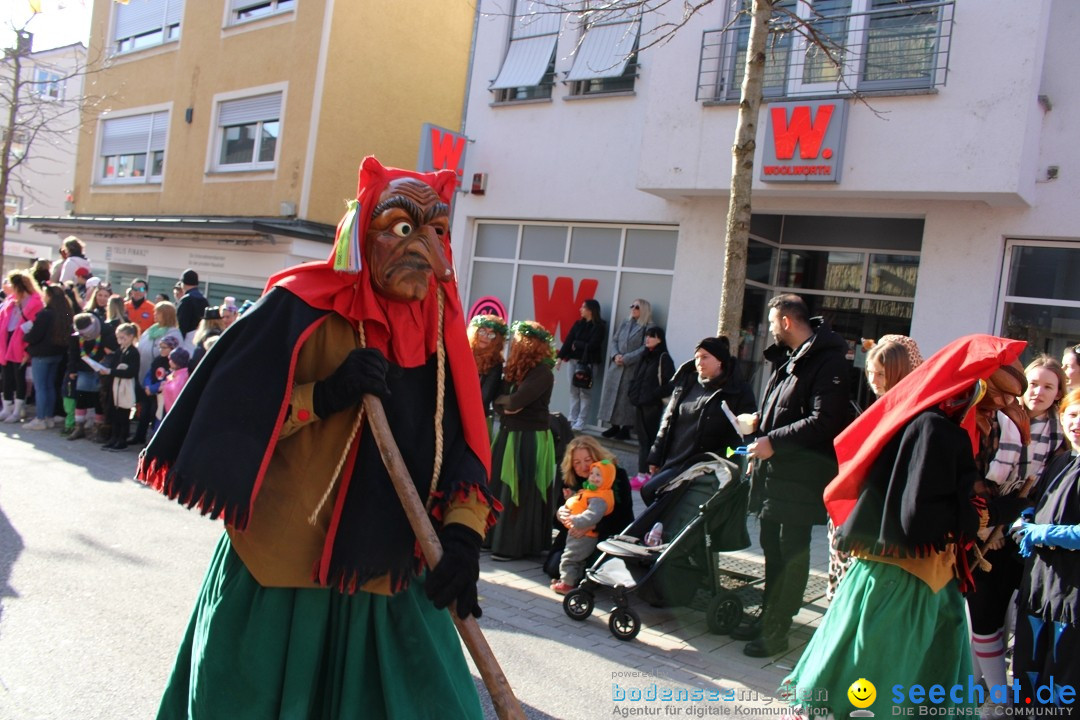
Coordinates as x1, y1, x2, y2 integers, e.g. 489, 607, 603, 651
30, 0, 474, 303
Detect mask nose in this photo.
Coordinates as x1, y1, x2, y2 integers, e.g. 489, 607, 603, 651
416, 226, 453, 283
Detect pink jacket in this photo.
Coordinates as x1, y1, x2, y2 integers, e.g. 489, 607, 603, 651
0, 294, 44, 364
160, 367, 190, 415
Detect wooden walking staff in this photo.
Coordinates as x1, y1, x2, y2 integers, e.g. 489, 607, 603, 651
361, 394, 526, 720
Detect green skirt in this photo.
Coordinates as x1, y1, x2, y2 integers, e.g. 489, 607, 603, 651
158, 534, 482, 720
487, 427, 556, 559
781, 559, 975, 717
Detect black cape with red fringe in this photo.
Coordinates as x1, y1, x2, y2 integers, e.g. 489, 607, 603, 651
137, 286, 494, 592
834, 407, 982, 559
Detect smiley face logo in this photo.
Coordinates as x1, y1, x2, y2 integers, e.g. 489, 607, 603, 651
848, 678, 876, 709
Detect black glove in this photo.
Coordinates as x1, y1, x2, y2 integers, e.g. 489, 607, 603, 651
312, 348, 390, 418
987, 494, 1034, 527
425, 524, 483, 619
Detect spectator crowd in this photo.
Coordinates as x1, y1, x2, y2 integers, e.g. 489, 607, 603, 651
0, 236, 246, 452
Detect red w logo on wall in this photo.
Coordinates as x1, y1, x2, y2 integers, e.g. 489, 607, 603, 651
770, 104, 834, 160
533, 276, 599, 342
760, 100, 846, 183
417, 123, 467, 189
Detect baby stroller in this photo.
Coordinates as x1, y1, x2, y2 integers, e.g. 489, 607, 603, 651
561, 453, 750, 641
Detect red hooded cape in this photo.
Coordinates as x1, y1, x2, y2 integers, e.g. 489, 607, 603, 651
267, 156, 490, 478
825, 334, 1026, 528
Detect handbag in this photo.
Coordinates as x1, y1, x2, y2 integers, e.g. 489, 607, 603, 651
572, 362, 593, 389
113, 377, 136, 409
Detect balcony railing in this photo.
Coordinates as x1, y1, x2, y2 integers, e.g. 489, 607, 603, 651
696, 0, 954, 102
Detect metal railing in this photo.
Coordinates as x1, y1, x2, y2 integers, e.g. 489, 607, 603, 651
696, 0, 954, 102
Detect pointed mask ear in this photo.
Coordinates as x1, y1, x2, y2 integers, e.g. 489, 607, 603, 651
428, 168, 458, 207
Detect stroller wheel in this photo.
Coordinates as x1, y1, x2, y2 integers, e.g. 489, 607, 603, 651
608, 607, 641, 641
563, 589, 595, 621
706, 591, 744, 635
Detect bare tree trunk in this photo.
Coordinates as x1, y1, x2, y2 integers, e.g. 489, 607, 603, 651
717, 0, 773, 347
0, 49, 22, 269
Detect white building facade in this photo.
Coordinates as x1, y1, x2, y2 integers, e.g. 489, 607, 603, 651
451, 0, 1079, 415
2, 40, 85, 275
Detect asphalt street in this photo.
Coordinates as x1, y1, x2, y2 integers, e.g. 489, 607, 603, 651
0, 424, 830, 720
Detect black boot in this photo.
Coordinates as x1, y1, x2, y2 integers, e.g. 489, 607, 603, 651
743, 619, 791, 657
601, 425, 620, 438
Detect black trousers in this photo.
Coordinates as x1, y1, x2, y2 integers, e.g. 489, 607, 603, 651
109, 406, 131, 445
760, 517, 813, 630
966, 542, 1025, 634
634, 403, 663, 474
2, 361, 27, 401
132, 391, 157, 443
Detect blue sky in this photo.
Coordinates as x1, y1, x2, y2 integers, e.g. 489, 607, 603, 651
1, 0, 92, 53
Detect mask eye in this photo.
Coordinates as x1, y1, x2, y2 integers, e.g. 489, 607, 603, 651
391, 221, 413, 238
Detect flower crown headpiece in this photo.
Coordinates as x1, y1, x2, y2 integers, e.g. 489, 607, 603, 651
510, 320, 557, 365
470, 315, 509, 336
510, 320, 554, 345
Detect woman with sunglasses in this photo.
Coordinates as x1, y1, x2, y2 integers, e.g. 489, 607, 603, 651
556, 299, 605, 431
598, 299, 651, 441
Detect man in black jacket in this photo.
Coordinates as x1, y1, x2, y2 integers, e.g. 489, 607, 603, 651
175, 268, 209, 341
737, 294, 854, 657
641, 336, 757, 505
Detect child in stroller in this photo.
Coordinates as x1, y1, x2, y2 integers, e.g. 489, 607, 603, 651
562, 453, 750, 641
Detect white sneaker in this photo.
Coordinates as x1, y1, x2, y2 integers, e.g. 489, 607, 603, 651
24, 418, 49, 430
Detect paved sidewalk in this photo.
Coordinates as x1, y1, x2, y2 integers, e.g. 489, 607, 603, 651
471, 431, 836, 713
1, 420, 834, 719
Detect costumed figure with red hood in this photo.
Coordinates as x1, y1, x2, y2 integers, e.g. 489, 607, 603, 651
137, 157, 497, 719
780, 335, 1032, 718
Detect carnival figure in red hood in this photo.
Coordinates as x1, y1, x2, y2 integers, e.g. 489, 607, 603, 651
138, 157, 495, 719
779, 334, 1032, 718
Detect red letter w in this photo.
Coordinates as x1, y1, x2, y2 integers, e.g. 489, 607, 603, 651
429, 128, 466, 186
533, 276, 599, 342
770, 105, 833, 160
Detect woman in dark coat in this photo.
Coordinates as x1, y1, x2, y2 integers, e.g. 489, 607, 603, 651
556, 298, 605, 431
628, 326, 676, 481
23, 285, 74, 429
488, 321, 558, 560
1012, 388, 1080, 706
599, 299, 649, 439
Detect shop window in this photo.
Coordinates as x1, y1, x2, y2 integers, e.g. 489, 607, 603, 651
1000, 243, 1080, 362
624, 229, 677, 270
490, 0, 561, 103
866, 253, 918, 297
569, 227, 620, 266
113, 0, 184, 55
213, 91, 282, 171
206, 282, 262, 307
98, 110, 169, 185
228, 0, 295, 26
697, 0, 953, 101
521, 225, 568, 263
467, 220, 676, 430
475, 223, 518, 259
778, 249, 863, 293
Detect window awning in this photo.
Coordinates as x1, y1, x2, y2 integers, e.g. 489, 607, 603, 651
566, 20, 639, 81
490, 34, 559, 89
